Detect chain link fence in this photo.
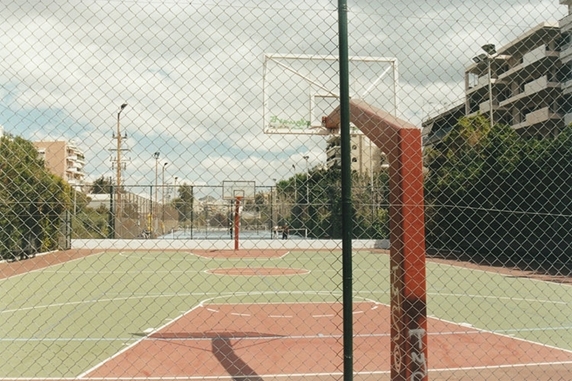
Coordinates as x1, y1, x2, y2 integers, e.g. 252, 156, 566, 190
1, 1, 572, 380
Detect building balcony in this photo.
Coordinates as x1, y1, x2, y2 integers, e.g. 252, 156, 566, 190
466, 77, 502, 96
559, 11, 572, 32
563, 78, 572, 95
474, 100, 507, 116
499, 76, 561, 107
512, 107, 562, 130
498, 49, 559, 82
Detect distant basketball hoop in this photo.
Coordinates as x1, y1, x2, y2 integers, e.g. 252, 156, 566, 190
222, 181, 256, 250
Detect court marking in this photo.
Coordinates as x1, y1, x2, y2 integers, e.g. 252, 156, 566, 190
3, 249, 571, 379
205, 267, 310, 276
77, 296, 572, 379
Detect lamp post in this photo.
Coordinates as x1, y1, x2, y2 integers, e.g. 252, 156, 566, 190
291, 164, 297, 203
153, 151, 160, 237
115, 103, 127, 234
303, 155, 309, 204
161, 162, 168, 235
473, 43, 496, 128
272, 178, 277, 237
173, 176, 178, 198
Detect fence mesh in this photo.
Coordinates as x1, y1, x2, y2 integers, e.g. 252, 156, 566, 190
1, 1, 572, 380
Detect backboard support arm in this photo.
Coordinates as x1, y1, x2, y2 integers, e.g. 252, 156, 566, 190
323, 99, 428, 381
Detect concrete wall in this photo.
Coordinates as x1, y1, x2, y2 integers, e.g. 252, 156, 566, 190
72, 238, 390, 251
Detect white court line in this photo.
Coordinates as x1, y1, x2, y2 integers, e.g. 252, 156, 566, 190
429, 315, 572, 355
73, 294, 377, 378
430, 260, 572, 288
14, 290, 569, 379
9, 362, 572, 380
0, 329, 552, 344
428, 360, 572, 373
183, 249, 292, 261
0, 250, 106, 281
431, 291, 570, 305
76, 300, 207, 379
0, 292, 220, 315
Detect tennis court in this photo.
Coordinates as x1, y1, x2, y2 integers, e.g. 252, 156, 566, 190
1, 247, 571, 380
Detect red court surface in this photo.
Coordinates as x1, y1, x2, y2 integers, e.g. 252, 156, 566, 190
83, 301, 572, 380
189, 249, 290, 259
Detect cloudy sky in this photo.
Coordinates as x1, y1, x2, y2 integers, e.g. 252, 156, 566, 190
0, 0, 567, 195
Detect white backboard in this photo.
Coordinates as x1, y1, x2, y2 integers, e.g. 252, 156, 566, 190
222, 180, 256, 200
263, 53, 399, 135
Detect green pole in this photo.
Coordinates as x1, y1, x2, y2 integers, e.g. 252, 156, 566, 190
108, 184, 115, 239
337, 1, 353, 380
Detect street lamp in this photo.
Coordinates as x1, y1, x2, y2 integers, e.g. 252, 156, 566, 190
473, 44, 496, 128
272, 178, 277, 237
302, 155, 309, 204
161, 161, 168, 234
115, 103, 127, 232
153, 151, 160, 237
292, 164, 297, 202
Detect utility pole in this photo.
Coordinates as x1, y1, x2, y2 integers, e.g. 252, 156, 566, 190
113, 103, 127, 237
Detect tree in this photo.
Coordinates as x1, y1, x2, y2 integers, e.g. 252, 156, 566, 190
90, 176, 113, 194
279, 165, 390, 239
172, 184, 193, 224
424, 115, 572, 271
0, 135, 71, 258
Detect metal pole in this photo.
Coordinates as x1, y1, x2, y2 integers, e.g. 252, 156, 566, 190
162, 162, 168, 235
270, 185, 274, 239
303, 155, 309, 203
337, 0, 353, 380
292, 164, 297, 203
153, 152, 160, 237
190, 185, 194, 239
115, 103, 127, 235
108, 184, 115, 239
487, 58, 494, 128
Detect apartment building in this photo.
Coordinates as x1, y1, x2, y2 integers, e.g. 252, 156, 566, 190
423, 22, 569, 145
560, 0, 572, 126
325, 134, 384, 173
34, 140, 86, 191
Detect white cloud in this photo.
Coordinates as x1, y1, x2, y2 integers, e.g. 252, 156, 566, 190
0, 0, 567, 187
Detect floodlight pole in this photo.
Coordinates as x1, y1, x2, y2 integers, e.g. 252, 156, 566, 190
292, 164, 297, 202
162, 162, 168, 235
115, 103, 127, 237
337, 1, 353, 380
303, 155, 309, 204
473, 44, 496, 129
153, 152, 160, 238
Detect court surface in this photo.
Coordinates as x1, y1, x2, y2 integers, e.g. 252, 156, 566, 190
1, 248, 571, 380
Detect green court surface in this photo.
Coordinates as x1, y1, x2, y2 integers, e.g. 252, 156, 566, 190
1, 249, 571, 378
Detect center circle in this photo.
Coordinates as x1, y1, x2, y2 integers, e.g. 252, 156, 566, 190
208, 267, 309, 276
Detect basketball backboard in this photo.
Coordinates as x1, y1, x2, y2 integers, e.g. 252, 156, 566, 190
262, 53, 399, 135
222, 180, 256, 200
